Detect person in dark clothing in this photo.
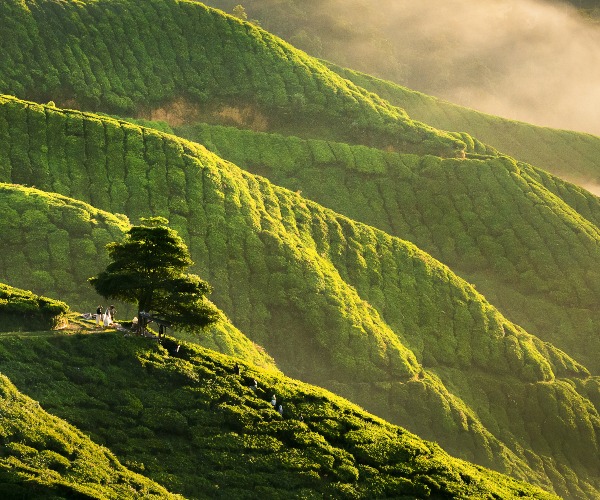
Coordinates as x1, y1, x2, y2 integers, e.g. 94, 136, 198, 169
233, 363, 240, 375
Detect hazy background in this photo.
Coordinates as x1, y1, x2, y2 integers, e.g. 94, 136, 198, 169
204, 0, 600, 136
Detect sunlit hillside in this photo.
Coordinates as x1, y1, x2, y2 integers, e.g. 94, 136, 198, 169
175, 121, 600, 377
1, 96, 599, 498
1, 1, 600, 499
0, 333, 560, 499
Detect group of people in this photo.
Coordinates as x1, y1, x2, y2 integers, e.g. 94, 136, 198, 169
238, 364, 286, 418
95, 305, 116, 328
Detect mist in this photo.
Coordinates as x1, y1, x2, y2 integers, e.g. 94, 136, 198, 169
206, 0, 600, 135
347, 0, 600, 135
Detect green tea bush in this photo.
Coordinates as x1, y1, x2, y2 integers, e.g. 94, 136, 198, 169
0, 282, 68, 331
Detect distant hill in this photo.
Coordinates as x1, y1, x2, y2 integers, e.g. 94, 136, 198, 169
329, 64, 600, 192
203, 0, 600, 136
0, 332, 560, 499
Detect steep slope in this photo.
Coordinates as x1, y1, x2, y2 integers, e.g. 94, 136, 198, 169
173, 122, 600, 377
0, 182, 277, 370
0, 0, 464, 157
0, 282, 69, 332
0, 373, 180, 499
0, 332, 559, 499
0, 97, 598, 497
329, 64, 600, 190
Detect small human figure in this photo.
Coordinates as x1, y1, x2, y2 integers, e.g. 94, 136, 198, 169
108, 305, 116, 321
250, 379, 258, 392
233, 363, 240, 375
278, 404, 283, 416
96, 305, 103, 326
103, 307, 112, 327
270, 394, 277, 407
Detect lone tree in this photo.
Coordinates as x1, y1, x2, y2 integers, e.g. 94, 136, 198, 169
90, 217, 219, 333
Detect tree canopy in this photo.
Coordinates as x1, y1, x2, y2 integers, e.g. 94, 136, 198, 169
89, 217, 219, 332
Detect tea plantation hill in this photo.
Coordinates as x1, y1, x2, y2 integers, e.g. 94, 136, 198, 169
0, 282, 69, 333
1, 0, 595, 377
0, 331, 560, 499
3, 0, 599, 369
0, 375, 183, 499
329, 64, 600, 190
0, 0, 465, 159
0, 183, 277, 371
0, 99, 599, 498
173, 121, 600, 377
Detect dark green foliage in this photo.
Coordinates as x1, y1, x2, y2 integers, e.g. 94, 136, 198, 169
0, 333, 559, 499
0, 282, 68, 331
0, 0, 464, 157
90, 217, 219, 332
0, 373, 180, 498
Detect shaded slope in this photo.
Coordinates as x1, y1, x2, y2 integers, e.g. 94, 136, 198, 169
0, 98, 598, 497
329, 64, 600, 190
174, 122, 600, 376
0, 0, 463, 157
0, 332, 559, 499
0, 373, 180, 499
0, 183, 277, 371
0, 282, 69, 332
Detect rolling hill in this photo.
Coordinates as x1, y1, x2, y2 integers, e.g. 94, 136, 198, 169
0, 0, 464, 158
0, 0, 599, 498
172, 120, 600, 376
0, 96, 599, 498
329, 64, 600, 191
0, 332, 560, 499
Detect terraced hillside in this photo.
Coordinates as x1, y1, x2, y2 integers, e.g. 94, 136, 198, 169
0, 373, 180, 498
168, 121, 600, 377
1, 1, 600, 498
329, 64, 600, 190
0, 333, 560, 499
0, 97, 599, 498
0, 0, 465, 158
